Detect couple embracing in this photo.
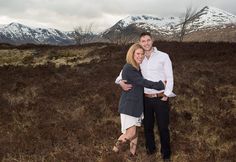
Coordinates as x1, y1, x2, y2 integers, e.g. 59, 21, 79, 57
113, 32, 175, 161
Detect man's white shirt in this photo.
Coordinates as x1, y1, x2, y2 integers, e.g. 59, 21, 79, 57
115, 47, 176, 97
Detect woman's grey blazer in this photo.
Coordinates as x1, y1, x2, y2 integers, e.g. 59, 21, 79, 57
118, 63, 165, 117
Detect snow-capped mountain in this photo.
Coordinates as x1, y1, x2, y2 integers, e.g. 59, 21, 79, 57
0, 6, 236, 45
0, 23, 75, 45
114, 15, 180, 29
102, 6, 236, 41
102, 15, 180, 38
191, 6, 236, 29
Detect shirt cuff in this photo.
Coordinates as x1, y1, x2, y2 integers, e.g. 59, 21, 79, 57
115, 79, 121, 84
164, 90, 176, 97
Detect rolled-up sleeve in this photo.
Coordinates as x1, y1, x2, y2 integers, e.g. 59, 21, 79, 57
115, 70, 123, 84
163, 56, 175, 97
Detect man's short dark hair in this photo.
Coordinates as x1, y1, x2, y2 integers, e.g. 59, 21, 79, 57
139, 32, 152, 39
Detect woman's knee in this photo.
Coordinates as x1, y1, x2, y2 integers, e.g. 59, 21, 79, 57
127, 126, 137, 139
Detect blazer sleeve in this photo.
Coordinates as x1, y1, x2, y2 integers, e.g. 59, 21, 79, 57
122, 64, 165, 90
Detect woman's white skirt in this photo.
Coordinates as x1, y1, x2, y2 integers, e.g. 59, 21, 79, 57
120, 113, 143, 134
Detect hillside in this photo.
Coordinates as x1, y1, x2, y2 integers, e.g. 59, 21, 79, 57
103, 6, 236, 42
0, 23, 75, 45
0, 42, 236, 162
1, 6, 236, 45
183, 25, 236, 42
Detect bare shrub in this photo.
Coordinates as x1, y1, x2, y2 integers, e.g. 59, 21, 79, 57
2, 86, 39, 107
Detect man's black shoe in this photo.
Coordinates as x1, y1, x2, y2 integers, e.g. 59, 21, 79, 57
162, 153, 171, 161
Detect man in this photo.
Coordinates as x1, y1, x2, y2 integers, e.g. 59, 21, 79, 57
115, 32, 175, 161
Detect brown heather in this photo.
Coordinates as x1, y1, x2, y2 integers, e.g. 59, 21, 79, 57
0, 42, 235, 162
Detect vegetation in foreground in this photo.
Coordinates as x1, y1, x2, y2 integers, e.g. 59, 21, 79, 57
0, 42, 235, 162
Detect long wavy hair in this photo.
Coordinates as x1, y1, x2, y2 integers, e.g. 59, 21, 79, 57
126, 43, 144, 70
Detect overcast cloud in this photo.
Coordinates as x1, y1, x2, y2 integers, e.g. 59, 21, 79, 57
0, 0, 235, 32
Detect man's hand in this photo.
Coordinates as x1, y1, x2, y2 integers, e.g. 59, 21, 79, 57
161, 95, 168, 101
161, 81, 168, 101
120, 80, 132, 91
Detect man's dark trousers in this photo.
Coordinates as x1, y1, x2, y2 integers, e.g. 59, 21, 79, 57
143, 97, 171, 159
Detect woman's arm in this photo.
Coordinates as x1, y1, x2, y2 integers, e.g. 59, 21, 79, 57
123, 64, 165, 90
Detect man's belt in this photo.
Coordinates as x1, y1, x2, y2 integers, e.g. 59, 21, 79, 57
144, 92, 165, 98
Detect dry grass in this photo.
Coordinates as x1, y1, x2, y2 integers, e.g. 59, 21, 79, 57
184, 25, 236, 42
0, 42, 235, 162
0, 45, 109, 67
0, 49, 33, 65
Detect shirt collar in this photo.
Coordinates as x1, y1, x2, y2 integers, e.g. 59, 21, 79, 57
153, 47, 158, 54
145, 47, 158, 59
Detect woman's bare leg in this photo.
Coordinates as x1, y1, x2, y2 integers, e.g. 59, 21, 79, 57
113, 126, 137, 152
130, 135, 138, 155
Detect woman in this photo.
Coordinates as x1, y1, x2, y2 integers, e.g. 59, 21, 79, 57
113, 43, 165, 156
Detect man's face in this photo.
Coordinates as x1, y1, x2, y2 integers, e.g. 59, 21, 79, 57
139, 35, 153, 52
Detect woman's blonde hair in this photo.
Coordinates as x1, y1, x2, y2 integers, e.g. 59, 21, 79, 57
126, 43, 144, 69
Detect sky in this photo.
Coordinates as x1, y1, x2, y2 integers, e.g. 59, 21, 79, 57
0, 0, 235, 32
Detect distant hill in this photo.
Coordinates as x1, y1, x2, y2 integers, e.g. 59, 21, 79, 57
0, 23, 75, 45
102, 6, 236, 42
0, 6, 236, 45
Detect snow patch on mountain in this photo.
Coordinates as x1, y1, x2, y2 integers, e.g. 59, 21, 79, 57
119, 15, 180, 29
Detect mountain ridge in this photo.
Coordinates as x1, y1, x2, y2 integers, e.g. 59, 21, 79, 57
0, 22, 75, 45
0, 6, 236, 45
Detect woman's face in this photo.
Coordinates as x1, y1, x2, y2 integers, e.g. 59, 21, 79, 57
133, 48, 144, 65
